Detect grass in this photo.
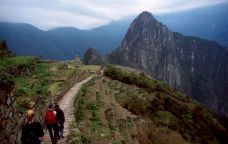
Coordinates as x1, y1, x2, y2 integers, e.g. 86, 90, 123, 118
49, 82, 63, 96
87, 101, 102, 132
86, 91, 102, 133
74, 77, 111, 142
51, 69, 74, 80
12, 76, 34, 90
1, 55, 83, 113
14, 66, 50, 111
6, 62, 51, 111
14, 85, 34, 97
104, 65, 185, 102
104, 65, 158, 92
16, 97, 35, 112
105, 66, 175, 93
74, 78, 97, 121
32, 63, 50, 77
71, 130, 91, 144
0, 56, 37, 71
79, 65, 100, 71
75, 90, 85, 121
153, 110, 178, 129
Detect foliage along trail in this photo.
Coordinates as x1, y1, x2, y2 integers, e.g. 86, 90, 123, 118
43, 76, 95, 144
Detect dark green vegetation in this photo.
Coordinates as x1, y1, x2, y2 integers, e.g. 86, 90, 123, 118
104, 65, 178, 95
71, 65, 228, 144
1, 56, 51, 111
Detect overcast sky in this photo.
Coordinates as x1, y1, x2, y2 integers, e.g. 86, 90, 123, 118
0, 0, 227, 30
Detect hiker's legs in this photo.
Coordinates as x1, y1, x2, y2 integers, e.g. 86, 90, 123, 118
46, 124, 54, 143
53, 124, 59, 143
60, 128, 64, 137
60, 123, 64, 137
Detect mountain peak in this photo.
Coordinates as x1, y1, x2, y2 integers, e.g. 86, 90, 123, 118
121, 11, 169, 49
110, 10, 228, 119
83, 48, 105, 65
134, 11, 156, 23
138, 11, 154, 18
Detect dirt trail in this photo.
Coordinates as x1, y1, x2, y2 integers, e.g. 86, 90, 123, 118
43, 76, 95, 144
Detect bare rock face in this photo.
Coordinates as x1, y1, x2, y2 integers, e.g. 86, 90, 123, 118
110, 11, 228, 115
83, 48, 105, 65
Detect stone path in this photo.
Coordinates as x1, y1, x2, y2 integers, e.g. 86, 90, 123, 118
42, 76, 95, 144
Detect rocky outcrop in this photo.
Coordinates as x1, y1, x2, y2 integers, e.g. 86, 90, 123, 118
0, 40, 14, 57
109, 11, 228, 115
7, 66, 31, 76
83, 48, 105, 65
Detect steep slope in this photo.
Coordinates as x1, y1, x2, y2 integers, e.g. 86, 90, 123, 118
71, 66, 228, 144
109, 11, 228, 115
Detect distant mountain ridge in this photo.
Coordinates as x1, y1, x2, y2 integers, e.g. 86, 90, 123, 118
155, 3, 228, 47
109, 11, 228, 116
0, 20, 130, 60
0, 4, 227, 60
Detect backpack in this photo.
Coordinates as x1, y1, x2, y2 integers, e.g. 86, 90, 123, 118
56, 109, 65, 123
45, 110, 56, 124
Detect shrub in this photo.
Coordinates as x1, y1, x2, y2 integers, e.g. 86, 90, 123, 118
104, 66, 157, 91
153, 110, 178, 130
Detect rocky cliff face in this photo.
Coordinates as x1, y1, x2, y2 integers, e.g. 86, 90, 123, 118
83, 48, 105, 65
110, 11, 228, 115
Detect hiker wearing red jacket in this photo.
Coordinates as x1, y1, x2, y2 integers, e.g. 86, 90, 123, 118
44, 104, 59, 144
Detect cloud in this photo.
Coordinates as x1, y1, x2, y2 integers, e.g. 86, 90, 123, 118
0, 0, 227, 30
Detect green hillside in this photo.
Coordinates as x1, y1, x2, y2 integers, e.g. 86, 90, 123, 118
0, 54, 99, 112
71, 66, 228, 144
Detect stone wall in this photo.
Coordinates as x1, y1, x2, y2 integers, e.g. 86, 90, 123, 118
0, 80, 25, 143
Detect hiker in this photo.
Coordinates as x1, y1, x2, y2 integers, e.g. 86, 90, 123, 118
44, 104, 59, 144
21, 110, 44, 144
55, 104, 65, 139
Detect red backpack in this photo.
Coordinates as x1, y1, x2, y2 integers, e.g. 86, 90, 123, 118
45, 110, 56, 124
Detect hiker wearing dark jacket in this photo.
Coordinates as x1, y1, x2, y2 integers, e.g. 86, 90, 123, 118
21, 110, 44, 144
55, 104, 65, 138
44, 104, 59, 144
